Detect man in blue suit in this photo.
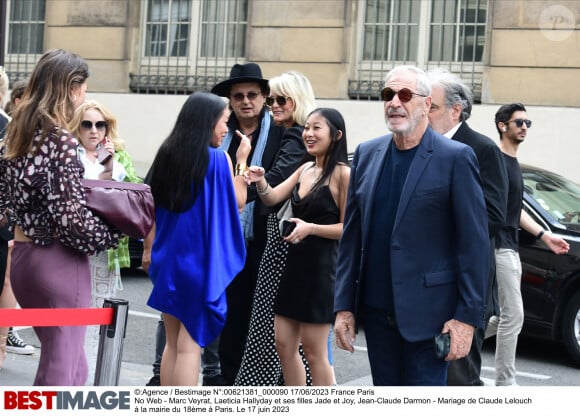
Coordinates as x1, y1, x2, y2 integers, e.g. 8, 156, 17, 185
334, 65, 489, 385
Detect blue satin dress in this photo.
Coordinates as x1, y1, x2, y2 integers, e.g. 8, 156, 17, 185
147, 148, 246, 347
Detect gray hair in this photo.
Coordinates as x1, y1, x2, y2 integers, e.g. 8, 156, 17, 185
385, 65, 432, 97
427, 68, 473, 121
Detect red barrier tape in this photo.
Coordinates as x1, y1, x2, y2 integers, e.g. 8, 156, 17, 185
0, 308, 114, 327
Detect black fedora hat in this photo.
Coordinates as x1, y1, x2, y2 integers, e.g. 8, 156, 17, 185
211, 62, 269, 97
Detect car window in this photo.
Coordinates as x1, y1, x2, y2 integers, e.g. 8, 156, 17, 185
523, 168, 580, 227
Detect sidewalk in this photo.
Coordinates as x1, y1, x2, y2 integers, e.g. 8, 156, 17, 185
1, 351, 373, 386
1, 328, 373, 386
0, 328, 152, 387
0, 352, 152, 386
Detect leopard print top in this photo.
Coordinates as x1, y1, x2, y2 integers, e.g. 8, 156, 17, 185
0, 126, 120, 254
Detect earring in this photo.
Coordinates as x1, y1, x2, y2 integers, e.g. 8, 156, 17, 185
72, 95, 77, 102
503, 127, 506, 132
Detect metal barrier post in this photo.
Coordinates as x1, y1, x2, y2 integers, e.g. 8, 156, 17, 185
94, 299, 129, 386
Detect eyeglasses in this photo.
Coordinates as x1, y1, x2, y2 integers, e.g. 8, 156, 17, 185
381, 87, 427, 103
231, 91, 261, 102
266, 96, 291, 107
507, 118, 532, 128
81, 120, 107, 131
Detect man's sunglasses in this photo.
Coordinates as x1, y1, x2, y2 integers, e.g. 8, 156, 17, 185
266, 96, 291, 107
381, 87, 427, 103
231, 92, 261, 102
507, 118, 532, 128
81, 120, 107, 130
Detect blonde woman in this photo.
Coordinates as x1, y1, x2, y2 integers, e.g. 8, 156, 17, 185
69, 100, 142, 384
235, 71, 316, 385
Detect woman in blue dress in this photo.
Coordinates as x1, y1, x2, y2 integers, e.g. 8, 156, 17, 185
147, 92, 250, 386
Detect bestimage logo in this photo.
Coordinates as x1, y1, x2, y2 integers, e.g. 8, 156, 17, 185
4, 390, 131, 410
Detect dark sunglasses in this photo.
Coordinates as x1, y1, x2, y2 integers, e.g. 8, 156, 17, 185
507, 118, 532, 128
80, 120, 107, 130
266, 96, 291, 107
231, 91, 261, 102
381, 87, 427, 103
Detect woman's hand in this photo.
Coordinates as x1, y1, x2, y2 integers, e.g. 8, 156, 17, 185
283, 218, 312, 245
103, 136, 115, 155
235, 130, 251, 164
246, 166, 265, 183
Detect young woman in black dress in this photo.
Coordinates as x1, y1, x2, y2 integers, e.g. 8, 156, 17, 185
247, 108, 350, 385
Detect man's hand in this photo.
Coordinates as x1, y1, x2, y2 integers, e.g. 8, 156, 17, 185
441, 319, 474, 361
334, 311, 356, 353
543, 232, 570, 255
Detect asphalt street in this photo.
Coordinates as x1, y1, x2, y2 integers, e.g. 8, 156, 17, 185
1, 270, 578, 387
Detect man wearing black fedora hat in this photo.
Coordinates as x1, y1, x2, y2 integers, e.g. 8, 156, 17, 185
211, 62, 306, 385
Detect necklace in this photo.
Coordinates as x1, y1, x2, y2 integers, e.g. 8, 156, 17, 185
310, 166, 322, 189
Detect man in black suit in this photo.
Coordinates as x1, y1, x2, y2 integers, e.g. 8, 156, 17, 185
427, 68, 509, 385
211, 63, 304, 385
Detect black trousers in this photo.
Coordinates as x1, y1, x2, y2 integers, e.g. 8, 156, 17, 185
218, 240, 262, 384
447, 238, 497, 385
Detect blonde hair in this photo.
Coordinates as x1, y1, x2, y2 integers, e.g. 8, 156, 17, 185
0, 66, 8, 105
70, 100, 126, 151
268, 71, 316, 126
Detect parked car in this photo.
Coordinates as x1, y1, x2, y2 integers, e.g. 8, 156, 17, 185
519, 163, 580, 366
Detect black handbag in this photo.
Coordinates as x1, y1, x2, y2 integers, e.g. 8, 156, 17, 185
82, 179, 155, 239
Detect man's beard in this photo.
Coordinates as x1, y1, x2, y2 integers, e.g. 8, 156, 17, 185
385, 106, 424, 136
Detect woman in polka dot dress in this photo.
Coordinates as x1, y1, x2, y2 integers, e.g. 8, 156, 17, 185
235, 71, 315, 385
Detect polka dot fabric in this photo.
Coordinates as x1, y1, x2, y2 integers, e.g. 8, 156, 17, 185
235, 212, 312, 386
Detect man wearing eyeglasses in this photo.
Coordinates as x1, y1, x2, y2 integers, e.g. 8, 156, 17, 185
210, 63, 304, 385
484, 103, 569, 386
426, 69, 509, 386
334, 65, 489, 385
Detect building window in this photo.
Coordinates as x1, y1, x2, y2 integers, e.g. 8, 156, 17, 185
2, 0, 46, 83
132, 0, 247, 94
145, 0, 191, 57
362, 0, 421, 62
350, 0, 488, 100
200, 0, 247, 58
429, 0, 487, 62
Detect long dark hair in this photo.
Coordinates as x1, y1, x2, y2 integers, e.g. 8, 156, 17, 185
149, 92, 227, 212
307, 108, 348, 190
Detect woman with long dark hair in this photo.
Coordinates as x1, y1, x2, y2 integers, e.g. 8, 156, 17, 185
247, 108, 350, 385
146, 92, 249, 386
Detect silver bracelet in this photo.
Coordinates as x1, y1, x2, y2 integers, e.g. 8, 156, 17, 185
257, 182, 270, 196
